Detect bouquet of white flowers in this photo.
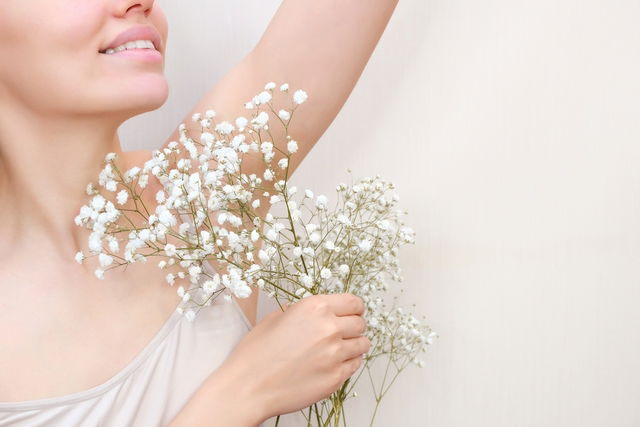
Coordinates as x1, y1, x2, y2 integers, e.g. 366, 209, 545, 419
74, 81, 437, 426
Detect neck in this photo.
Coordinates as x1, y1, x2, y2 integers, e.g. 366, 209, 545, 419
0, 99, 127, 265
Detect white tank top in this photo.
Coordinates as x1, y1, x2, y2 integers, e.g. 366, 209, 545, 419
0, 270, 266, 426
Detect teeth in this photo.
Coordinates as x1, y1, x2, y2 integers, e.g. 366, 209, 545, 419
103, 40, 156, 55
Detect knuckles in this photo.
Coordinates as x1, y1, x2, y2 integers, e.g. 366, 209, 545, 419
323, 321, 341, 338
326, 341, 342, 362
343, 357, 362, 379
343, 293, 364, 315
357, 316, 367, 334
333, 364, 350, 389
361, 336, 372, 353
305, 295, 330, 313
351, 295, 365, 314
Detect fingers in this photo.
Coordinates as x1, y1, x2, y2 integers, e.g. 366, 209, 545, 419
341, 354, 364, 380
339, 336, 371, 362
335, 314, 367, 339
319, 293, 365, 317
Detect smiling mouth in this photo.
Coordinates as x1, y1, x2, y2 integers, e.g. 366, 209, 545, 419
99, 40, 159, 55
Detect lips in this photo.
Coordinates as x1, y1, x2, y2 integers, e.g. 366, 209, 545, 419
99, 25, 162, 53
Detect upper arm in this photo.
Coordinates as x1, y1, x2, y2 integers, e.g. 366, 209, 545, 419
155, 0, 399, 327
159, 0, 400, 183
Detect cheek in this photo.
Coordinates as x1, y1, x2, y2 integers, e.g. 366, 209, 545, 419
0, 2, 169, 116
0, 2, 106, 108
48, 2, 106, 54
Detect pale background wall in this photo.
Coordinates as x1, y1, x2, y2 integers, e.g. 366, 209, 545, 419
119, 1, 640, 426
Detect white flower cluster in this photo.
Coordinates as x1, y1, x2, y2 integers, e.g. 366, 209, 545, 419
253, 172, 435, 370
74, 81, 435, 424
74, 81, 307, 320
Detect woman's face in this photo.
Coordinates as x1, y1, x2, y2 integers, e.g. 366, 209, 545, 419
0, 0, 169, 121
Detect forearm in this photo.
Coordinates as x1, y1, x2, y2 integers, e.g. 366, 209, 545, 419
167, 364, 266, 427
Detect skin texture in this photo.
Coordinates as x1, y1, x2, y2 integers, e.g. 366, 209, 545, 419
0, 0, 397, 418
169, 293, 370, 426
0, 0, 178, 402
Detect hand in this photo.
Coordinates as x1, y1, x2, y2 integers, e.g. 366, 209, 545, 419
218, 293, 371, 421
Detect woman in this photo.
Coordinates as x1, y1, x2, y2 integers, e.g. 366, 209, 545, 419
0, 0, 399, 425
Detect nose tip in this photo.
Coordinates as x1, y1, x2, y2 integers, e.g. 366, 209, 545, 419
126, 5, 148, 16
120, 0, 155, 17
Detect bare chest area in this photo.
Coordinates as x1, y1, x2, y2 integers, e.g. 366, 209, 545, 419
0, 263, 180, 403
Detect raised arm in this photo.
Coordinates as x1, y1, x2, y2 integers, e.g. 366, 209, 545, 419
155, 0, 400, 325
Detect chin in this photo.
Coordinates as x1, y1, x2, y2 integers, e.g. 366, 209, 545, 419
103, 78, 169, 117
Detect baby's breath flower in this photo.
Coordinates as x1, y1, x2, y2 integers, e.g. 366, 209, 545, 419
166, 273, 176, 286
234, 117, 248, 131
320, 268, 332, 279
315, 195, 328, 209
252, 111, 269, 130
91, 195, 106, 212
179, 222, 190, 235
164, 244, 177, 257
260, 141, 274, 154
88, 232, 103, 252
358, 239, 373, 252
157, 206, 177, 227
337, 214, 351, 226
287, 140, 298, 154
138, 174, 149, 188
215, 121, 235, 135
293, 89, 308, 104
76, 85, 431, 421
116, 190, 128, 205
279, 109, 291, 121
99, 253, 114, 267
338, 264, 350, 276
263, 231, 277, 245
200, 132, 214, 146
254, 91, 272, 105
300, 274, 313, 287
309, 232, 321, 244
293, 246, 302, 258
105, 180, 117, 192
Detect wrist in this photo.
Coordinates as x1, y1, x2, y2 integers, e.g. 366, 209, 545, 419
168, 361, 267, 427
205, 361, 270, 425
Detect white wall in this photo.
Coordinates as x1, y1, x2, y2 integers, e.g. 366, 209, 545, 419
119, 1, 640, 426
